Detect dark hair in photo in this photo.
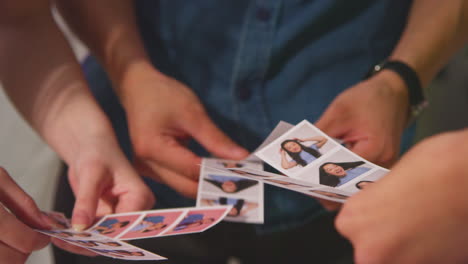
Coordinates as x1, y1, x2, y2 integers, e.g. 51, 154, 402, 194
219, 197, 245, 217
281, 139, 321, 167
142, 224, 167, 232
221, 162, 243, 168
319, 161, 365, 187
204, 178, 258, 193
119, 221, 130, 228
355, 180, 374, 189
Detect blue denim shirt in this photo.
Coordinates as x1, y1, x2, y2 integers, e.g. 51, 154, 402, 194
83, 0, 413, 233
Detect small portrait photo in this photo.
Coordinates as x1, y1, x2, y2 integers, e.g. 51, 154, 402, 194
90, 248, 165, 260
119, 211, 184, 240
40, 230, 94, 240
90, 214, 140, 238
255, 120, 340, 176
342, 168, 388, 192
165, 208, 227, 235
65, 239, 100, 248
299, 149, 374, 188
203, 158, 263, 171
203, 174, 259, 195
200, 194, 262, 223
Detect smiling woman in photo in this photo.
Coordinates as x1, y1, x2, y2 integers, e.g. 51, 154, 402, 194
319, 161, 371, 187
280, 136, 328, 169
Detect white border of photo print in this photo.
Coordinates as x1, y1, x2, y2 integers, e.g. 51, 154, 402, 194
197, 158, 264, 224
255, 120, 341, 178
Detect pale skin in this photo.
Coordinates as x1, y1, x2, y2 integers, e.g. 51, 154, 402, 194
322, 163, 348, 177
52, 0, 468, 260
1, 0, 468, 262
53, 0, 468, 195
280, 136, 327, 169
336, 129, 468, 264
0, 0, 155, 258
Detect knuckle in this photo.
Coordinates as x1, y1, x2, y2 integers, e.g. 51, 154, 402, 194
19, 195, 37, 210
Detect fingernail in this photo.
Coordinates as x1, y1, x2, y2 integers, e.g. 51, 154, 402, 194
73, 224, 87, 232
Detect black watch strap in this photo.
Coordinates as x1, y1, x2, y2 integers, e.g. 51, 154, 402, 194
365, 60, 428, 120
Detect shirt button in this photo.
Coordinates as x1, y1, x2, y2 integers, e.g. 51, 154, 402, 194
256, 7, 271, 22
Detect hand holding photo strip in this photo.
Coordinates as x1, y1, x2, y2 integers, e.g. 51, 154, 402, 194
36, 206, 232, 261
203, 120, 389, 203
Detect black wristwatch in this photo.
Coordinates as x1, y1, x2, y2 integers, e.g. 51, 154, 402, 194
365, 60, 428, 123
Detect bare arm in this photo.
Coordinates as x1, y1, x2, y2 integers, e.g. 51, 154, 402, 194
280, 149, 297, 169
316, 0, 468, 167
55, 0, 248, 198
0, 0, 153, 233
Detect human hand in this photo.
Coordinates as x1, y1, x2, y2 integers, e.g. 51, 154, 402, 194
67, 135, 155, 232
336, 130, 468, 264
118, 63, 249, 198
316, 70, 409, 168
0, 167, 51, 264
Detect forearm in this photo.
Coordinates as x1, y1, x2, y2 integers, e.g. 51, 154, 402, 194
389, 0, 467, 87
54, 0, 155, 102
0, 3, 115, 164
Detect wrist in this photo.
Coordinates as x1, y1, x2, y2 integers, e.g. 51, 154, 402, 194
41, 94, 117, 164
366, 60, 427, 125
114, 60, 163, 106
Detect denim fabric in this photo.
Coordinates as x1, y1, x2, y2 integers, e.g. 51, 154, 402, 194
83, 0, 413, 234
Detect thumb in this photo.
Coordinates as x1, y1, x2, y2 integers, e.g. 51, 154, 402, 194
71, 166, 108, 231
183, 113, 249, 160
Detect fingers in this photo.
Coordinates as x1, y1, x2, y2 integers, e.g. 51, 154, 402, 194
0, 168, 50, 229
0, 242, 29, 264
182, 111, 249, 160
316, 198, 342, 211
136, 159, 198, 198
112, 167, 156, 212
71, 165, 109, 231
0, 206, 50, 254
136, 134, 202, 180
51, 238, 97, 257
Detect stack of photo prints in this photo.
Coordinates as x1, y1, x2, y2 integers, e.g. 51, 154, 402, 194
202, 120, 389, 207
37, 120, 389, 261
37, 206, 232, 261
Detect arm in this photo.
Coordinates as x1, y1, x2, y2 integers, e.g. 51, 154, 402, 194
298, 136, 328, 148
336, 128, 468, 264
0, 0, 154, 232
54, 0, 248, 198
280, 149, 298, 169
316, 0, 467, 167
